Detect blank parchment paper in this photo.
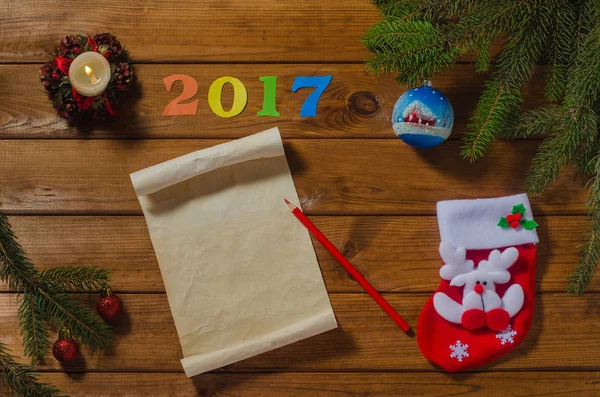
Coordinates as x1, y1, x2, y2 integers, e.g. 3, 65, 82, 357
130, 128, 337, 377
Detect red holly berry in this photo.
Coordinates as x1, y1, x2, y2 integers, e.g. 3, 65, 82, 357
52, 328, 79, 362
513, 213, 522, 221
97, 286, 123, 321
103, 51, 111, 59
506, 214, 515, 223
51, 72, 60, 81
72, 46, 81, 54
510, 221, 519, 228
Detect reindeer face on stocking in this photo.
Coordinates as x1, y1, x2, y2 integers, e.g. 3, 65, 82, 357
418, 194, 538, 372
434, 243, 524, 331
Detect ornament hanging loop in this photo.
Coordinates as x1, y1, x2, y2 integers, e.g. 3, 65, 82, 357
422, 80, 432, 87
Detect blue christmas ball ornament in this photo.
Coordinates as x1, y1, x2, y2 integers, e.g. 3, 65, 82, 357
392, 81, 454, 148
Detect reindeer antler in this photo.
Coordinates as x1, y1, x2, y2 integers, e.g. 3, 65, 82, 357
439, 241, 474, 280
479, 247, 519, 272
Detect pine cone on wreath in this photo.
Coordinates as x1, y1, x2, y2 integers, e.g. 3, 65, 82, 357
93, 33, 123, 61
56, 96, 79, 120
113, 62, 133, 91
57, 35, 82, 58
39, 60, 62, 98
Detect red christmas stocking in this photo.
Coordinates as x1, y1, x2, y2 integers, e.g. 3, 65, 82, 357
417, 194, 539, 372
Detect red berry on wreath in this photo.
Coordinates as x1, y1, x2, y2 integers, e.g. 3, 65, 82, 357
72, 46, 81, 54
52, 328, 79, 362
51, 72, 60, 81
97, 285, 123, 321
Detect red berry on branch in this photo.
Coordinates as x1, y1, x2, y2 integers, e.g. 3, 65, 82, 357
103, 51, 111, 59
513, 213, 522, 221
51, 72, 59, 81
73, 46, 81, 54
52, 328, 79, 362
506, 214, 514, 223
97, 286, 123, 321
510, 221, 519, 228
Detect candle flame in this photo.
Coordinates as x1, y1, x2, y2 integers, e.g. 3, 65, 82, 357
85, 66, 98, 84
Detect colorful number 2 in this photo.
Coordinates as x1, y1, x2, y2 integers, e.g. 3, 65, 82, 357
162, 74, 199, 116
291, 76, 333, 117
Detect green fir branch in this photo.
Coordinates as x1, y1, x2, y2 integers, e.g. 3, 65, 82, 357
0, 343, 65, 397
462, 4, 554, 160
525, 107, 596, 194
39, 266, 110, 293
364, 19, 461, 85
364, 0, 600, 294
502, 105, 563, 139
568, 154, 600, 295
545, 1, 578, 102
36, 287, 113, 351
461, 81, 522, 161
0, 214, 38, 292
18, 293, 51, 365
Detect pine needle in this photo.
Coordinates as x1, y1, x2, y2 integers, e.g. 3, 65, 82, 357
18, 293, 51, 365
0, 343, 66, 397
39, 266, 110, 293
36, 287, 113, 351
568, 154, 600, 295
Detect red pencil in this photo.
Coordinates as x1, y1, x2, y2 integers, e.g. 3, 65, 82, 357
284, 199, 411, 333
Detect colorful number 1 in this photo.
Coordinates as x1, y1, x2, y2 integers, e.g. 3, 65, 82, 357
291, 75, 333, 117
257, 76, 280, 117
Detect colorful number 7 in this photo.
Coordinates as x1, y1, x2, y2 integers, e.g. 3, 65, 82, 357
291, 76, 332, 117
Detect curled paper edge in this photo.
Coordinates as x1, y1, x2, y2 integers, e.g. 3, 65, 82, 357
130, 127, 284, 197
180, 309, 337, 377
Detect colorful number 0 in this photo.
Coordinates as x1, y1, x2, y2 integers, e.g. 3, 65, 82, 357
208, 76, 248, 118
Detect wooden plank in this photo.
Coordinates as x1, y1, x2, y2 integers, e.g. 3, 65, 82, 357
36, 371, 600, 397
1, 215, 595, 293
1, 293, 598, 371
0, 139, 585, 215
0, 64, 546, 139
0, 0, 380, 63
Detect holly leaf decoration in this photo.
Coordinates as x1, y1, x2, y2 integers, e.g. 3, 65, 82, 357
511, 204, 526, 215
521, 219, 539, 230
497, 217, 509, 228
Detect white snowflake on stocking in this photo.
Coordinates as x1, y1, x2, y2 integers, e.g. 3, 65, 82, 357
496, 325, 517, 345
449, 340, 469, 362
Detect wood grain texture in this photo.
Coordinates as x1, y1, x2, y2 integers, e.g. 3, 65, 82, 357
0, 1, 380, 63
0, 139, 586, 215
0, 64, 547, 139
1, 215, 596, 293
35, 372, 600, 397
1, 293, 598, 371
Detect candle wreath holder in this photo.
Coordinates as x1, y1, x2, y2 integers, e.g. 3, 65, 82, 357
39, 33, 133, 121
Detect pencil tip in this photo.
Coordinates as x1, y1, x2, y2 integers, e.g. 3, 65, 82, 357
283, 198, 296, 211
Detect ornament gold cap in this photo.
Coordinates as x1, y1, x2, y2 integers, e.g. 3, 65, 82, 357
100, 285, 113, 298
58, 327, 72, 339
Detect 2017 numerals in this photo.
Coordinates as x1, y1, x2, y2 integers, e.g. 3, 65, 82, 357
162, 75, 332, 118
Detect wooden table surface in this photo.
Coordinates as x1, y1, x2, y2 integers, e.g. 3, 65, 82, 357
1, 1, 600, 396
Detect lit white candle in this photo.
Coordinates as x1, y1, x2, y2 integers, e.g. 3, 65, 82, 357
68, 51, 111, 97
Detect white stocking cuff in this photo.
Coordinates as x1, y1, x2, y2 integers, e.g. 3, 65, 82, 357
437, 193, 539, 250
